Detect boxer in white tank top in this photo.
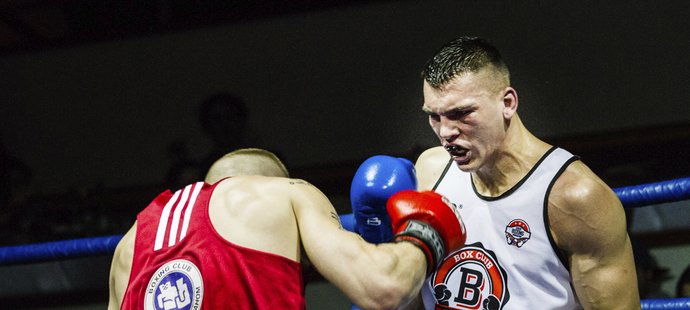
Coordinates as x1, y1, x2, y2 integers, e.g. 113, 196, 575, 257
412, 36, 639, 309
421, 147, 580, 309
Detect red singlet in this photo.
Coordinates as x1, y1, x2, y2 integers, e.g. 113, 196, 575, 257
120, 181, 305, 310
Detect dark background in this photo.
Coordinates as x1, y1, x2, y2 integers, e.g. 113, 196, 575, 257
0, 0, 689, 308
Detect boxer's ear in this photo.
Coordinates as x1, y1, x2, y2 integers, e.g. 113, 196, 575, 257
502, 87, 518, 119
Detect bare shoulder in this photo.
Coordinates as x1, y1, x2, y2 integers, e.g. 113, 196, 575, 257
548, 160, 627, 254
237, 176, 321, 196
282, 178, 332, 208
212, 176, 301, 214
550, 161, 619, 213
210, 176, 305, 261
214, 176, 293, 199
213, 175, 326, 214
415, 146, 450, 190
549, 160, 640, 308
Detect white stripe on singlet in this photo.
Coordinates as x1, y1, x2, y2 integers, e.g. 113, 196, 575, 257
154, 189, 181, 251
168, 184, 193, 247
179, 182, 203, 242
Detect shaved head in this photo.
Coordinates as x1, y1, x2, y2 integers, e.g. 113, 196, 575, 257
204, 148, 289, 183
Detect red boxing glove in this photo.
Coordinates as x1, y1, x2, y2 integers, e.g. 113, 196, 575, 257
386, 190, 466, 275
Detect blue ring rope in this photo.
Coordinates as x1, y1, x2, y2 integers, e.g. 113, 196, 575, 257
0, 177, 689, 308
641, 298, 690, 309
615, 177, 690, 208
1, 176, 689, 265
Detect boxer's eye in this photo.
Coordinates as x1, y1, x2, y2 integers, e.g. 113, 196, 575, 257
446, 109, 471, 120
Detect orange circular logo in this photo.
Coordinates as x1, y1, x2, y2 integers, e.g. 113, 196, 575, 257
431, 243, 509, 310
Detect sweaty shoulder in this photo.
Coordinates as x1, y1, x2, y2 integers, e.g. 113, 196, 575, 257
213, 176, 321, 208
548, 160, 627, 254
415, 146, 451, 191
209, 176, 303, 260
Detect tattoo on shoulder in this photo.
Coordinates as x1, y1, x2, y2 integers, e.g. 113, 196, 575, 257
329, 211, 344, 229
289, 180, 309, 186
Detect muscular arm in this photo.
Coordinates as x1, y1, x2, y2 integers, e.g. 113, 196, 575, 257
108, 224, 136, 310
550, 162, 640, 309
289, 180, 427, 310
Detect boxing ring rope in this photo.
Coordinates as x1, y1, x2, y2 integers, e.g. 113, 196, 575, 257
1, 176, 690, 308
0, 234, 122, 266
616, 176, 690, 208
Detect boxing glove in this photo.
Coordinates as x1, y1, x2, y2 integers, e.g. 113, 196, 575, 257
350, 155, 417, 244
387, 190, 466, 275
339, 213, 357, 233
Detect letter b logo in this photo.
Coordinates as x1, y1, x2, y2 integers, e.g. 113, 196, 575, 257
454, 267, 483, 306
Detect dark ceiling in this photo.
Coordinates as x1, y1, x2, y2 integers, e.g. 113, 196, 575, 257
0, 0, 374, 56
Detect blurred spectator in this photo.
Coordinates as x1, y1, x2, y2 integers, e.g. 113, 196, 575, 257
164, 139, 204, 190
165, 92, 251, 189
197, 92, 250, 171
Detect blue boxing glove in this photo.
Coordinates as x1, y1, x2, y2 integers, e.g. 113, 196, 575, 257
350, 155, 417, 244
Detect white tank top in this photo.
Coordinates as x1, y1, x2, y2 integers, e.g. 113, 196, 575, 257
421, 147, 583, 309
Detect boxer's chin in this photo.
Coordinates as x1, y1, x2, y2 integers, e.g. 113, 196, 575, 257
452, 151, 471, 166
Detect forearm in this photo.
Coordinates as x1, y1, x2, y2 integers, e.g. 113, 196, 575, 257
350, 242, 427, 310
310, 232, 427, 310
293, 186, 428, 309
374, 242, 428, 297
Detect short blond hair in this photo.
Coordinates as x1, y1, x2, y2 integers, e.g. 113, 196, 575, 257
204, 148, 289, 183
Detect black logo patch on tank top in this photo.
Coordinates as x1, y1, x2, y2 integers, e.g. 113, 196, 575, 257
431, 243, 509, 310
